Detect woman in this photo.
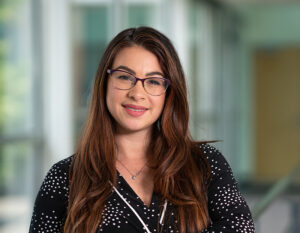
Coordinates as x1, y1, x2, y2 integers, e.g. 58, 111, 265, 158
29, 27, 255, 233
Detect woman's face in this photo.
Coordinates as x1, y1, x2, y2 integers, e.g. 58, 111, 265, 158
106, 46, 166, 135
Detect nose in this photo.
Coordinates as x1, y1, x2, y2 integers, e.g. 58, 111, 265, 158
128, 79, 146, 99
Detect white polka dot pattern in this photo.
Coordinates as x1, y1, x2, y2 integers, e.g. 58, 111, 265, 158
29, 144, 255, 233
29, 157, 71, 233
200, 144, 255, 232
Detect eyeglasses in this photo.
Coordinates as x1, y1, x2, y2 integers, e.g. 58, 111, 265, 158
107, 69, 171, 96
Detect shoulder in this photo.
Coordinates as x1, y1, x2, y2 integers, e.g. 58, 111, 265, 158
45, 155, 73, 182
198, 143, 238, 188
198, 143, 232, 176
198, 144, 255, 232
38, 155, 74, 200
48, 155, 73, 175
29, 155, 74, 232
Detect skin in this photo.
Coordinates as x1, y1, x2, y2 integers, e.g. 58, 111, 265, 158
106, 45, 166, 206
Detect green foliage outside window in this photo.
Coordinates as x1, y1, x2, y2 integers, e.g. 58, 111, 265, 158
0, 0, 31, 195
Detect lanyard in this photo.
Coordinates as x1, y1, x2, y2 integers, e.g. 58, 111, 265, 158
110, 183, 168, 233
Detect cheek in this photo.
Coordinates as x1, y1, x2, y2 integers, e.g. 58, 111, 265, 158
155, 96, 166, 115
106, 83, 117, 113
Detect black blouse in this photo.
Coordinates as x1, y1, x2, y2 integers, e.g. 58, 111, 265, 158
29, 144, 255, 233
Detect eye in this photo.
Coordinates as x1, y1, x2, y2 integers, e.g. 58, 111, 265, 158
117, 75, 131, 81
147, 78, 164, 86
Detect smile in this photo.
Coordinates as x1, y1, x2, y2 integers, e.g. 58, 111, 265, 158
126, 107, 146, 112
123, 104, 148, 117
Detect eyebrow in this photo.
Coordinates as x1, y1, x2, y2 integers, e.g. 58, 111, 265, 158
114, 65, 164, 77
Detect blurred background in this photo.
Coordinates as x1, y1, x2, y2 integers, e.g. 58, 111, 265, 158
0, 0, 300, 232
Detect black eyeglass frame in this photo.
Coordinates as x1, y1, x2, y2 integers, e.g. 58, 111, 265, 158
107, 69, 171, 96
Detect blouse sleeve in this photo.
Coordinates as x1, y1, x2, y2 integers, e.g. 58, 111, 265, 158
29, 157, 72, 233
200, 144, 255, 233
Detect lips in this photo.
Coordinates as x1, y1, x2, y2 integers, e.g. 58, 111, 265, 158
122, 104, 148, 117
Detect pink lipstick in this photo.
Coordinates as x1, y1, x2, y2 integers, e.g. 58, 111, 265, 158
123, 104, 148, 117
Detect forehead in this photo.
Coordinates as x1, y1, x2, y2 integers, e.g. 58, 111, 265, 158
112, 46, 162, 73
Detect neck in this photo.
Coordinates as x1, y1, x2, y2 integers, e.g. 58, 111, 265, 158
115, 129, 152, 161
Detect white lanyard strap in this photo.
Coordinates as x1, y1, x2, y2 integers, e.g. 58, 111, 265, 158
111, 184, 152, 233
110, 182, 168, 233
160, 200, 168, 224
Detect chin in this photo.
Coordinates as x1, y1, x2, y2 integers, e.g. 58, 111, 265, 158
117, 124, 153, 134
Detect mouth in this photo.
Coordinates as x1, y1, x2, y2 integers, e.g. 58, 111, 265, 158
122, 104, 148, 111
122, 104, 149, 116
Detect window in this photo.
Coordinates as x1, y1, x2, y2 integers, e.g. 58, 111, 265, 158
0, 0, 36, 231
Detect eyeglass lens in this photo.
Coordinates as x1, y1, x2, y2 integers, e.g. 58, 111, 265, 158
110, 70, 168, 96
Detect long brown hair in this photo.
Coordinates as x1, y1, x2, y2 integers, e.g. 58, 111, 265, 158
64, 27, 211, 233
